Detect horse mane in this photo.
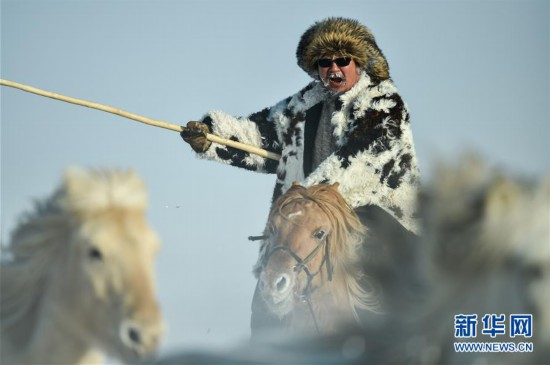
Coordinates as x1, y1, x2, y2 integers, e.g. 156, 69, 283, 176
266, 183, 375, 317
0, 168, 148, 337
422, 154, 550, 283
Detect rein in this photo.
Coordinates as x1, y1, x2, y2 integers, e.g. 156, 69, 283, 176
252, 234, 333, 334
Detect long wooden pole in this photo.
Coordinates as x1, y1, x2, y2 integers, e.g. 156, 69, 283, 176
0, 79, 281, 161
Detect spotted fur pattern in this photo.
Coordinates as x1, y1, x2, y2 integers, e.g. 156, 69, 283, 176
196, 72, 420, 232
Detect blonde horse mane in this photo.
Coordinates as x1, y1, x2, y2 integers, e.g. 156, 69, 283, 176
0, 168, 148, 338
266, 183, 374, 317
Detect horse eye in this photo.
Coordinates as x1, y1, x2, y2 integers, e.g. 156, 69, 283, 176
313, 230, 326, 240
88, 247, 103, 260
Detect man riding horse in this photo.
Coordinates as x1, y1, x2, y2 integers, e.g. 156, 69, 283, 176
180, 17, 420, 336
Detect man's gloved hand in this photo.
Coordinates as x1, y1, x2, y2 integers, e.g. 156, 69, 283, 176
180, 121, 212, 153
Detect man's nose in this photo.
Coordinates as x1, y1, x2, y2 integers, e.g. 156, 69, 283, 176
329, 61, 340, 71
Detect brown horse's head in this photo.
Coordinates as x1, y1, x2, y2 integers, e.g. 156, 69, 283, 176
257, 183, 368, 330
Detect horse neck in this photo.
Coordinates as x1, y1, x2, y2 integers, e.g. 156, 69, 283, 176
1, 252, 102, 365
306, 266, 356, 330
23, 287, 103, 365
1, 288, 103, 365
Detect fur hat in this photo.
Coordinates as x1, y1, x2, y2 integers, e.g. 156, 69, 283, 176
296, 17, 390, 80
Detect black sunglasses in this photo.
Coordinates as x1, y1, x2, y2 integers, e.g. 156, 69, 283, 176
317, 57, 352, 68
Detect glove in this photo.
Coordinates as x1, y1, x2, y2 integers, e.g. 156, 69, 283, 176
180, 121, 212, 153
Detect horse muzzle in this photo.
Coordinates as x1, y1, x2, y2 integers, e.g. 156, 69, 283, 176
259, 270, 297, 317
118, 316, 164, 361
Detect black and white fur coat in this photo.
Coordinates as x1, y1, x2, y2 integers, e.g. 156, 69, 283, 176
197, 71, 420, 233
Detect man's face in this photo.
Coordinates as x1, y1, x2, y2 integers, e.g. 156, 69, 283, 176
317, 56, 360, 93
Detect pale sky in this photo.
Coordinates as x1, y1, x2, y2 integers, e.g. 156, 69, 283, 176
1, 0, 548, 360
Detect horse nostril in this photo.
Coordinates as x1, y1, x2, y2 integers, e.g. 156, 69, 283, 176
128, 326, 142, 345
275, 275, 289, 292
121, 321, 144, 348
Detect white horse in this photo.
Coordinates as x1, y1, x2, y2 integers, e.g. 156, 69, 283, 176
411, 156, 550, 364
1, 168, 164, 365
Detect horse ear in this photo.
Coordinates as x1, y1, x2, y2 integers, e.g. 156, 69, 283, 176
330, 182, 340, 190
484, 177, 521, 222
63, 167, 90, 196
291, 181, 302, 187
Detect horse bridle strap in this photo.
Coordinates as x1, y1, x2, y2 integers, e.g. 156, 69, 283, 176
251, 234, 334, 334
249, 233, 332, 280
264, 238, 332, 334
265, 237, 333, 283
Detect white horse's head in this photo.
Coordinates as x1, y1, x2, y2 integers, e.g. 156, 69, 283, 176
1, 168, 164, 364
58, 168, 164, 362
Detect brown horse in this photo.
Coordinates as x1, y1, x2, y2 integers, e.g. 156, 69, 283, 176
253, 182, 377, 335
155, 154, 549, 365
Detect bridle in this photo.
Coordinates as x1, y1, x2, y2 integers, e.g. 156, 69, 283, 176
249, 233, 333, 334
